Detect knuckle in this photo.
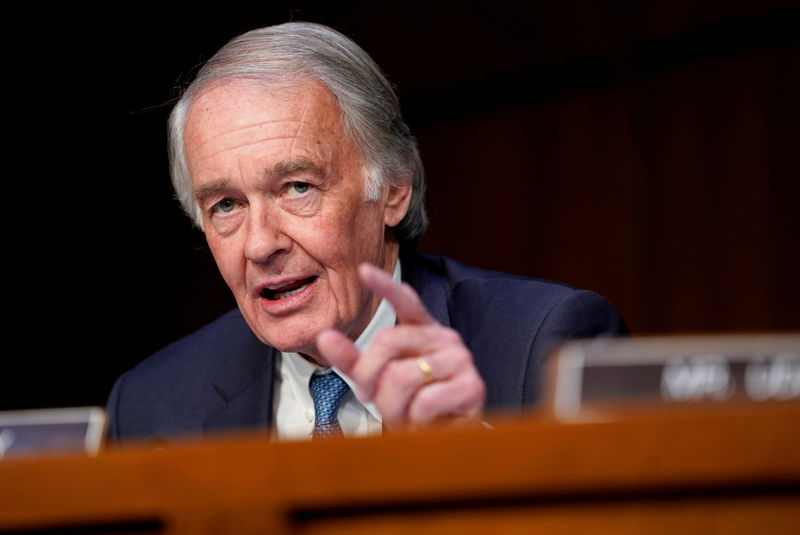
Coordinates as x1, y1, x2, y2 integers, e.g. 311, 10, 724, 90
388, 359, 415, 383
373, 329, 396, 351
458, 373, 486, 400
446, 329, 464, 344
440, 344, 472, 370
471, 377, 487, 401
377, 400, 403, 424
443, 328, 466, 350
401, 282, 419, 300
451, 348, 471, 367
410, 391, 437, 420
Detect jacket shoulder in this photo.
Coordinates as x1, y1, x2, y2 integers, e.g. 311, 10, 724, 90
106, 309, 260, 441
405, 253, 627, 410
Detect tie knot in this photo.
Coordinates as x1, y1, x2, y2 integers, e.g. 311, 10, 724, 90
309, 371, 350, 438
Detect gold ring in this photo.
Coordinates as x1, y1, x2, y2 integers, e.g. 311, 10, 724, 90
416, 357, 434, 384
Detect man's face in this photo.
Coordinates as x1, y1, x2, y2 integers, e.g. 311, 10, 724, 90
183, 80, 409, 362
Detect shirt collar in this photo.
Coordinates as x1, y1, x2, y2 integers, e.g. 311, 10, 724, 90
280, 260, 401, 423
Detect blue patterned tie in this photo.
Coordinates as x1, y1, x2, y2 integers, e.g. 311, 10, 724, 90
309, 371, 350, 439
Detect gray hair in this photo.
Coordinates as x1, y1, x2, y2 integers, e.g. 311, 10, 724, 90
168, 21, 427, 249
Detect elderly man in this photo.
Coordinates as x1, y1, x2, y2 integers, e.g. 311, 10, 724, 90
107, 22, 627, 442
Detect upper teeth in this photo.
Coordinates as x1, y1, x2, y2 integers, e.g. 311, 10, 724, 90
274, 283, 310, 299
267, 281, 300, 291
265, 278, 314, 300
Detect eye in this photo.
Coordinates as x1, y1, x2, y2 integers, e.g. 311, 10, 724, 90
281, 180, 322, 216
289, 182, 311, 195
214, 198, 237, 213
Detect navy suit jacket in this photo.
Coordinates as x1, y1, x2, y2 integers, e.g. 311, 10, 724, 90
107, 253, 628, 441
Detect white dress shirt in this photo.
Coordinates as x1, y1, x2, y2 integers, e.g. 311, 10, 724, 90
272, 261, 400, 441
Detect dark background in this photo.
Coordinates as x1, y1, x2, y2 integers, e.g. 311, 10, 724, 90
6, 1, 799, 410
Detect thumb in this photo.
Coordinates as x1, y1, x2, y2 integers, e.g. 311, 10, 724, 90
316, 329, 361, 375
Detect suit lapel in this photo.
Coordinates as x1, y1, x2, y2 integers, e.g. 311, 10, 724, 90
203, 325, 277, 434
402, 253, 452, 328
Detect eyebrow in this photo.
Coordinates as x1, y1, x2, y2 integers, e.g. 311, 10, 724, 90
194, 177, 232, 205
192, 159, 325, 204
269, 158, 324, 180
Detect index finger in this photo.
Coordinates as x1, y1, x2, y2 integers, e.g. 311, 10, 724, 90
359, 263, 436, 325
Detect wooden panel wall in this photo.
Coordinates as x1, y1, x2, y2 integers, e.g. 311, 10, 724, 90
6, 1, 799, 409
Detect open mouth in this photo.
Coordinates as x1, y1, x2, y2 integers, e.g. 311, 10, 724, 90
261, 276, 317, 301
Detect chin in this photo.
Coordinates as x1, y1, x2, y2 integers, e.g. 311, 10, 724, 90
262, 332, 317, 355
237, 299, 321, 348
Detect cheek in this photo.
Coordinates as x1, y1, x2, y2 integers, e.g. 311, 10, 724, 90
351, 206, 387, 252
339, 220, 382, 261
206, 235, 245, 286
306, 201, 364, 254
314, 213, 341, 246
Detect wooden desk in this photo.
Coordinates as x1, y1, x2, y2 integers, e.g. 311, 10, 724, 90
1, 404, 798, 534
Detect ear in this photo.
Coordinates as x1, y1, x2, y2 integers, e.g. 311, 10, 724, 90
383, 180, 413, 228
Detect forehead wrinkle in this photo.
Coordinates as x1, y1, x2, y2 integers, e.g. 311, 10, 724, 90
189, 118, 300, 154
287, 103, 310, 158
195, 135, 312, 162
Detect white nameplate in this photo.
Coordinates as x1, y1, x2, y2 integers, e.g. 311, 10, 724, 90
546, 335, 800, 421
0, 407, 106, 459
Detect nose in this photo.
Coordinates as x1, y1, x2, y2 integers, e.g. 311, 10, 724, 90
244, 204, 292, 263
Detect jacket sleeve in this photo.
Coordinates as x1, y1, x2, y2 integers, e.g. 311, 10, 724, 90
523, 289, 628, 405
105, 373, 126, 441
